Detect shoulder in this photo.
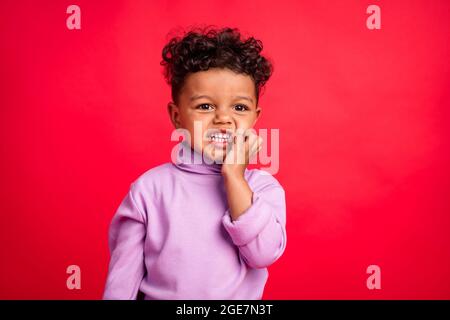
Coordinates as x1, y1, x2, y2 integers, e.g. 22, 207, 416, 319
132, 162, 174, 185
129, 162, 175, 193
127, 162, 175, 211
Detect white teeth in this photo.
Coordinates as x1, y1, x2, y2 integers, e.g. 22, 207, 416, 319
208, 132, 231, 143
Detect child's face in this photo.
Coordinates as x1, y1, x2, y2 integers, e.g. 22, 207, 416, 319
168, 67, 261, 162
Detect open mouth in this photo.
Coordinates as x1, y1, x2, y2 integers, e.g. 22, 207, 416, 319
205, 130, 233, 147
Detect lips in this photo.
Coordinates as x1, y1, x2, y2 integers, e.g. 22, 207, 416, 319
205, 128, 233, 146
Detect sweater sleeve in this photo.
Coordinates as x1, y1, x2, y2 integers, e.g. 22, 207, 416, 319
103, 185, 147, 300
221, 182, 287, 269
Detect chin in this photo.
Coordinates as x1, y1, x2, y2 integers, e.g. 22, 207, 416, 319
204, 151, 225, 164
202, 144, 227, 164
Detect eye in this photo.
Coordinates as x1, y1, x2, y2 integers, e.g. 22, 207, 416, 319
196, 104, 213, 111
234, 104, 249, 112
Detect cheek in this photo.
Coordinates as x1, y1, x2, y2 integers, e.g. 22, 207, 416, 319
240, 115, 257, 127
182, 119, 207, 139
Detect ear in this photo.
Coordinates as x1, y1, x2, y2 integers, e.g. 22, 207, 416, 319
167, 102, 181, 128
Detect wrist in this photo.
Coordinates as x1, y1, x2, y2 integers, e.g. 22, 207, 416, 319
222, 170, 245, 184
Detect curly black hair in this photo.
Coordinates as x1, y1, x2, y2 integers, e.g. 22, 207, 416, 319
160, 26, 273, 106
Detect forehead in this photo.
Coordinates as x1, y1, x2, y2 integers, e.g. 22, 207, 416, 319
181, 68, 255, 100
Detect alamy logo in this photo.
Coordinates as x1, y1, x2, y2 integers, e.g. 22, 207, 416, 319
366, 5, 381, 30
366, 265, 382, 290
170, 121, 280, 175
66, 5, 81, 30
66, 265, 81, 290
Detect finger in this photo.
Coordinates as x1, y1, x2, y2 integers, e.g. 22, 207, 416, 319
251, 138, 262, 153
244, 133, 260, 164
233, 130, 244, 144
224, 141, 235, 164
247, 134, 263, 160
249, 140, 260, 158
231, 130, 255, 164
246, 132, 258, 150
245, 133, 259, 160
225, 132, 240, 164
257, 135, 263, 146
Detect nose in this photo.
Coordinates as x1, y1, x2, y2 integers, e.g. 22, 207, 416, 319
213, 107, 232, 125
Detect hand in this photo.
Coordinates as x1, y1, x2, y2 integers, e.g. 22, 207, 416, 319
221, 129, 263, 179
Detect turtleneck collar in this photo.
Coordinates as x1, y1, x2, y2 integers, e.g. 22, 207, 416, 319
172, 141, 223, 175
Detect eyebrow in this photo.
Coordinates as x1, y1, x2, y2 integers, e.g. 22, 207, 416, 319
190, 94, 254, 104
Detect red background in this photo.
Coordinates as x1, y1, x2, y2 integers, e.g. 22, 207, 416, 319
1, 0, 449, 299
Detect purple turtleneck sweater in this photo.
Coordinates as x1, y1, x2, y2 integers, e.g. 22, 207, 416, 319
103, 141, 287, 300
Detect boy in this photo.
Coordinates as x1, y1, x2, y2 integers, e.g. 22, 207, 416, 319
103, 26, 286, 299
